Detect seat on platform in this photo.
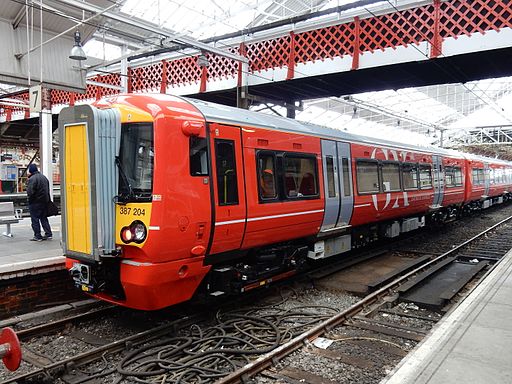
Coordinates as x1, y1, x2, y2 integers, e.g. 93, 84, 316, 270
0, 202, 22, 238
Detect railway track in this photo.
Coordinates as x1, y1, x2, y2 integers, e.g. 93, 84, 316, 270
1, 208, 511, 383
218, 214, 512, 384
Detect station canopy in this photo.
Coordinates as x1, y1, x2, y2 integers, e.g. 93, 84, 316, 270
1, 0, 512, 149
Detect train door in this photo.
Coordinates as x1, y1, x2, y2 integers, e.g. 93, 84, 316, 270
208, 123, 247, 255
432, 155, 444, 207
320, 140, 340, 231
484, 162, 491, 196
336, 142, 354, 226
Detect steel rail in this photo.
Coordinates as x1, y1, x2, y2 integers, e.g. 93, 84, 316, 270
218, 214, 512, 383
1, 316, 197, 384
15, 305, 116, 341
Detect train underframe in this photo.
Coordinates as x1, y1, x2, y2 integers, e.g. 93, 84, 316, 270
204, 192, 512, 298
70, 192, 512, 305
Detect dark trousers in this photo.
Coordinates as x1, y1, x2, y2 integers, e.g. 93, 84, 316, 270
29, 203, 52, 239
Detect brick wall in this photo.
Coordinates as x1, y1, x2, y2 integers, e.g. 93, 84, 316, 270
0, 270, 85, 319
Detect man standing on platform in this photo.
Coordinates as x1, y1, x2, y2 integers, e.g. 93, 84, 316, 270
27, 164, 53, 241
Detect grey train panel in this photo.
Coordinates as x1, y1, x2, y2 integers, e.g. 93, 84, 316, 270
432, 155, 444, 207
94, 108, 121, 255
321, 140, 340, 231
336, 141, 353, 226
484, 162, 490, 196
58, 105, 120, 260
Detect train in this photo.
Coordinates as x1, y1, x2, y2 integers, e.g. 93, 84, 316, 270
58, 93, 512, 310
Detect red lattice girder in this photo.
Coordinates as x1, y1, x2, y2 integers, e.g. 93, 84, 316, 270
358, 4, 435, 53
247, 35, 290, 72
51, 89, 71, 106
440, 0, 512, 39
99, 73, 121, 97
167, 56, 201, 86
131, 62, 163, 93
2, 92, 29, 119
294, 23, 354, 64
206, 50, 238, 82
3, 0, 512, 119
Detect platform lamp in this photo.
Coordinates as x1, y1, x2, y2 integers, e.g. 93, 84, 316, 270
69, 30, 87, 61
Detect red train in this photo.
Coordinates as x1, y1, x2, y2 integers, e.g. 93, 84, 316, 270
58, 94, 512, 310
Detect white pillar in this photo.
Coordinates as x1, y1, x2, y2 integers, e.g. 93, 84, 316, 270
120, 45, 128, 92
40, 109, 53, 199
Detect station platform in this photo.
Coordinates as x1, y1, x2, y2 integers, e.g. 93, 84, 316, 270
383, 249, 512, 384
0, 215, 64, 277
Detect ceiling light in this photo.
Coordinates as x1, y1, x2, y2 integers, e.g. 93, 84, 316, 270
69, 30, 87, 61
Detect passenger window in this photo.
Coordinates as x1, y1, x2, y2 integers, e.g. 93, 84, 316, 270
215, 139, 238, 205
472, 169, 480, 185
342, 158, 351, 197
380, 162, 401, 192
258, 152, 277, 200
419, 165, 432, 189
326, 156, 336, 198
284, 155, 318, 198
190, 137, 208, 176
445, 166, 455, 187
402, 163, 419, 190
445, 166, 462, 187
453, 167, 463, 186
485, 168, 491, 183
356, 160, 379, 194
474, 168, 485, 185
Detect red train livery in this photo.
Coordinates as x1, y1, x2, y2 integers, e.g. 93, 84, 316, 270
58, 94, 512, 310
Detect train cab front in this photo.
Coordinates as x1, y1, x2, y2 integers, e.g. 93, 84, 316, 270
59, 99, 210, 310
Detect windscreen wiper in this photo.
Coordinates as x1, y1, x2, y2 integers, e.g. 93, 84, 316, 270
115, 156, 134, 202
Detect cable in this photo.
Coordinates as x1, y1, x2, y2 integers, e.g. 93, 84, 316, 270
65, 303, 339, 383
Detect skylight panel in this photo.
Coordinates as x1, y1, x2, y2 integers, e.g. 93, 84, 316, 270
84, 39, 122, 61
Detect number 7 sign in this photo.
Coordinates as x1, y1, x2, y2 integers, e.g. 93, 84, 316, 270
29, 84, 42, 113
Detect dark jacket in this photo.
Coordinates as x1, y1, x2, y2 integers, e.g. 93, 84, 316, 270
27, 171, 50, 205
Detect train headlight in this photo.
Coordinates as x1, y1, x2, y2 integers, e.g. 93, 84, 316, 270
131, 221, 147, 243
120, 221, 147, 244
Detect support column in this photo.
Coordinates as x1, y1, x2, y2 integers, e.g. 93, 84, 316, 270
120, 45, 128, 92
286, 102, 296, 119
237, 43, 249, 109
40, 109, 53, 199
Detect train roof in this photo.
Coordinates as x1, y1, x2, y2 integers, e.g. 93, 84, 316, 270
103, 93, 511, 166
185, 97, 512, 166
185, 97, 458, 157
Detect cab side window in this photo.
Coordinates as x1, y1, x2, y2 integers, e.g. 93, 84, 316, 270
190, 137, 208, 176
257, 152, 277, 200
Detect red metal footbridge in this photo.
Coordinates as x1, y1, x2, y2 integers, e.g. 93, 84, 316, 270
1, 0, 511, 122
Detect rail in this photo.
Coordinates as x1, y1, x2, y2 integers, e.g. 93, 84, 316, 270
218, 214, 512, 383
